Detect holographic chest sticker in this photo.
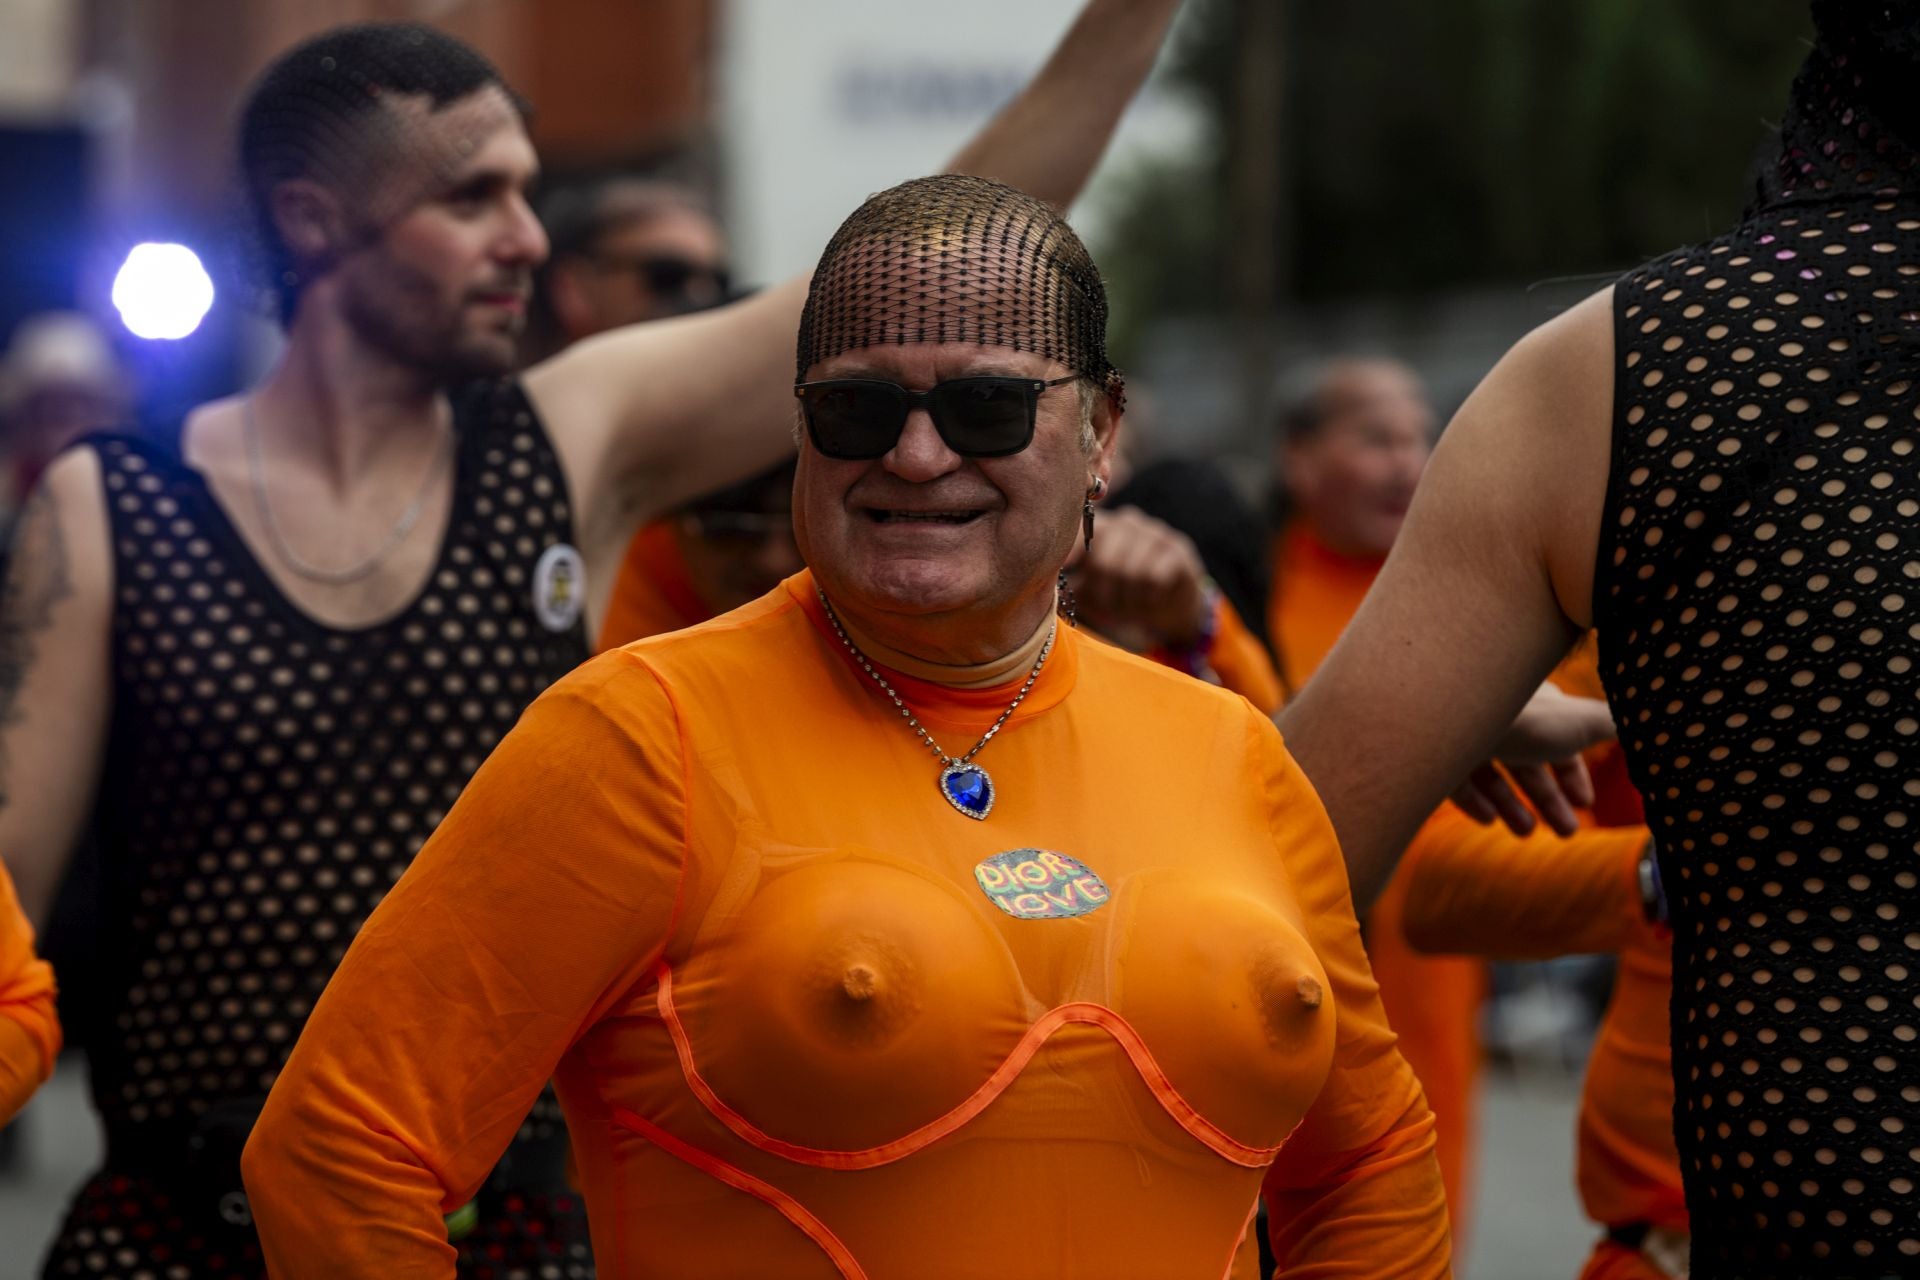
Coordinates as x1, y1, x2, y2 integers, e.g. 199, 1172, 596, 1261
973, 849, 1111, 920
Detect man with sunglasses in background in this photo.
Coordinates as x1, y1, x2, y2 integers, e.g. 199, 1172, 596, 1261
528, 174, 731, 360
524, 171, 808, 649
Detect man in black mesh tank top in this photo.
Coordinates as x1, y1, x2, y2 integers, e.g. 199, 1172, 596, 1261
0, 9, 1184, 1278
1278, 4, 1920, 1276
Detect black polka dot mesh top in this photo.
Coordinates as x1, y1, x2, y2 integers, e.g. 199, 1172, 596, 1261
1597, 33, 1920, 1279
83, 379, 589, 1149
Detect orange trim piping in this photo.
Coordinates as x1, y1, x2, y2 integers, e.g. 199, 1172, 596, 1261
610, 1105, 868, 1280
654, 960, 1282, 1170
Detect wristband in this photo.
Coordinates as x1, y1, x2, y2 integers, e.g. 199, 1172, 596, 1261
1161, 580, 1223, 678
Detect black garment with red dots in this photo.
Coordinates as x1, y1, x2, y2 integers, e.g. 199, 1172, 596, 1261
1597, 36, 1920, 1280
41, 380, 593, 1279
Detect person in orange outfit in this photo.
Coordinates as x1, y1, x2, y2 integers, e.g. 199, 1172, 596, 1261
1267, 359, 1639, 1250
1399, 637, 1685, 1280
0, 858, 59, 1127
595, 459, 803, 651
1403, 804, 1683, 1278
244, 174, 1448, 1279
1063, 501, 1283, 711
1267, 358, 1488, 1229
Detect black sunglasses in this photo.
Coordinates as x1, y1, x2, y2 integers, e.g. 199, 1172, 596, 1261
592, 253, 731, 303
794, 375, 1081, 460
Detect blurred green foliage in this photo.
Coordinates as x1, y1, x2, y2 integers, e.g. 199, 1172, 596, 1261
1101, 0, 1816, 362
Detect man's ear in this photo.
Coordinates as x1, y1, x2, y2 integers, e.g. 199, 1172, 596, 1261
269, 177, 351, 276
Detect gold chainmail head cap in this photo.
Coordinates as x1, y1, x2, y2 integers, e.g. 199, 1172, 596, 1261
796, 174, 1123, 404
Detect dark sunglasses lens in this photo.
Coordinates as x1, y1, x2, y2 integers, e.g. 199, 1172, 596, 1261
640, 258, 728, 304
641, 259, 693, 292
805, 384, 904, 458
930, 380, 1036, 455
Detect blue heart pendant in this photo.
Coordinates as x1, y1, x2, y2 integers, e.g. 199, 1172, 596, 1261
939, 762, 995, 820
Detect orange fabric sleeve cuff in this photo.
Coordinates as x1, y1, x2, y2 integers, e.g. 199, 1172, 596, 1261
1399, 804, 1649, 959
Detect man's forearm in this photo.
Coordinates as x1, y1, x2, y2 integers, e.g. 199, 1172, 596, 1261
946, 0, 1184, 210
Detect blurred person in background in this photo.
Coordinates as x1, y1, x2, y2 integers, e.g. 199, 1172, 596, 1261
1399, 679, 1688, 1280
1267, 356, 1650, 1255
1275, 4, 1920, 1273
0, 7, 1183, 1278
594, 456, 802, 647
1074, 489, 1283, 713
522, 171, 809, 652
0, 313, 126, 552
1067, 382, 1281, 711
1106, 451, 1270, 650
527, 174, 730, 362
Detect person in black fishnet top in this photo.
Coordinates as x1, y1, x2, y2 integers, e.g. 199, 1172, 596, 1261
1278, 4, 1920, 1276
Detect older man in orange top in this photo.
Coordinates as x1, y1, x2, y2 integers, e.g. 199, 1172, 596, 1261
0, 861, 58, 1127
243, 174, 1448, 1279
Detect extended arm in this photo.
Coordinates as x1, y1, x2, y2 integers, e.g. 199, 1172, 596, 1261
0, 449, 114, 928
243, 655, 687, 1277
1254, 713, 1449, 1275
1276, 288, 1617, 908
527, 0, 1188, 621
1399, 805, 1649, 960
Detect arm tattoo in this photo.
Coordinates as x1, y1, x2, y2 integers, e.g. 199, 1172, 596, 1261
0, 485, 75, 804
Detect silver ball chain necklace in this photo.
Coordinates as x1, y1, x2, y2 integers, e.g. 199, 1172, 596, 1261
243, 395, 456, 587
816, 588, 1056, 820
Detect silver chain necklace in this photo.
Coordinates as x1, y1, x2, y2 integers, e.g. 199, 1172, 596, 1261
242, 395, 456, 587
816, 588, 1055, 820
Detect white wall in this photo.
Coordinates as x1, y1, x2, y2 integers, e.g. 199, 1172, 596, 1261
716, 0, 1209, 286
0, 0, 81, 117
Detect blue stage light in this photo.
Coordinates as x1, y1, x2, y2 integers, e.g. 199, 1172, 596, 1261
111, 242, 215, 340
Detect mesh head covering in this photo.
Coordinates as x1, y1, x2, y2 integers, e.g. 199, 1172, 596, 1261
796, 175, 1122, 402
237, 22, 526, 322
1811, 0, 1920, 62
1761, 1, 1920, 201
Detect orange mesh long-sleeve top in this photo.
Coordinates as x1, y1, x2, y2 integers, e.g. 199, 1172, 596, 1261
244, 571, 1447, 1279
0, 859, 60, 1126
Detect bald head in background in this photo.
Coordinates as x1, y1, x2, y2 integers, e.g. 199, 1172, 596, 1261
1275, 358, 1436, 559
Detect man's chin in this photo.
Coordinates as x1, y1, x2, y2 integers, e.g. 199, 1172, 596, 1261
831, 559, 986, 617
441, 336, 519, 382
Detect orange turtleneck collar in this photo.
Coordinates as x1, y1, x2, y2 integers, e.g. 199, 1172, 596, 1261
790, 573, 1080, 734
